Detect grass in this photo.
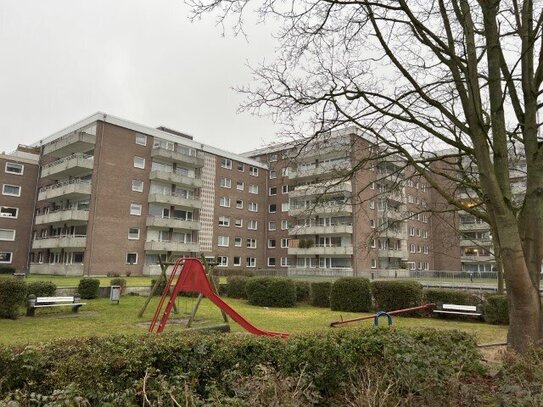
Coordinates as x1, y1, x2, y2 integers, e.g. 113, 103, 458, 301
0, 294, 508, 346
20, 275, 155, 288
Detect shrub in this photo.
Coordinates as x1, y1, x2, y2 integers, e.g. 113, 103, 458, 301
26, 281, 57, 297
0, 266, 16, 275
371, 280, 423, 314
294, 281, 311, 303
110, 278, 127, 293
77, 278, 100, 299
150, 278, 168, 296
484, 295, 509, 325
330, 278, 372, 312
217, 269, 256, 278
0, 278, 27, 319
310, 282, 332, 307
226, 276, 249, 299
246, 277, 297, 307
424, 289, 481, 306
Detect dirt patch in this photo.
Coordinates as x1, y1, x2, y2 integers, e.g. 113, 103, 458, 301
479, 344, 507, 374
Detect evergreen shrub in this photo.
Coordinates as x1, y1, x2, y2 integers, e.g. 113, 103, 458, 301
330, 277, 372, 312
226, 276, 249, 299
310, 282, 332, 307
245, 277, 297, 307
0, 278, 27, 319
26, 281, 57, 297
371, 280, 423, 314
77, 278, 100, 299
484, 295, 509, 325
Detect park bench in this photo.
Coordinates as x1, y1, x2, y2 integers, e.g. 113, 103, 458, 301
433, 303, 484, 320
26, 294, 85, 316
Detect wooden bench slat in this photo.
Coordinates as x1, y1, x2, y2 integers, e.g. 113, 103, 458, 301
36, 296, 75, 303
33, 303, 85, 308
442, 304, 477, 312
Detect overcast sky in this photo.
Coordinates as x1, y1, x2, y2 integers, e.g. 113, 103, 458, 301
0, 0, 282, 155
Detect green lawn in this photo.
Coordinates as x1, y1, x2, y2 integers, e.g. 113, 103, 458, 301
22, 275, 155, 288
0, 295, 508, 346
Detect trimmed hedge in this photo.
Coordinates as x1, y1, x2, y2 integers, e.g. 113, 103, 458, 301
424, 289, 481, 306
310, 282, 332, 307
0, 278, 27, 319
78, 278, 100, 299
0, 328, 484, 405
26, 281, 57, 297
330, 277, 372, 312
371, 280, 423, 313
245, 277, 297, 307
484, 295, 509, 325
226, 275, 250, 299
0, 266, 16, 275
110, 278, 127, 293
294, 281, 311, 302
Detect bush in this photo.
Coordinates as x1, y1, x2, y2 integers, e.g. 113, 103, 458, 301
424, 289, 481, 306
26, 281, 57, 297
226, 276, 249, 299
77, 278, 100, 299
0, 266, 16, 275
246, 277, 297, 307
294, 281, 311, 303
110, 278, 127, 293
310, 282, 332, 307
0, 328, 484, 405
484, 295, 509, 325
150, 278, 168, 296
217, 269, 256, 278
0, 278, 27, 319
371, 280, 423, 314
330, 278, 372, 312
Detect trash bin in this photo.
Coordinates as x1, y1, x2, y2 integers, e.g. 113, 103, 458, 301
110, 285, 122, 304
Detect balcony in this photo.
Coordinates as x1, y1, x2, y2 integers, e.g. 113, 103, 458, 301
288, 224, 353, 236
148, 192, 202, 209
289, 181, 352, 198
289, 204, 352, 217
379, 229, 407, 240
43, 131, 96, 158
378, 207, 406, 221
41, 154, 94, 179
459, 222, 490, 231
289, 160, 352, 180
288, 245, 353, 256
151, 147, 204, 167
146, 216, 201, 230
38, 179, 92, 201
288, 267, 354, 277
144, 240, 200, 252
29, 263, 85, 276
32, 235, 87, 249
294, 138, 352, 160
378, 248, 409, 259
149, 170, 203, 188
459, 239, 493, 247
35, 209, 89, 225
461, 255, 495, 263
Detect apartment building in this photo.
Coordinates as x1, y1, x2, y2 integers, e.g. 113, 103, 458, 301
0, 146, 39, 272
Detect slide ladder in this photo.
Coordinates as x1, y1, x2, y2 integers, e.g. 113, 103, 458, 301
149, 258, 289, 338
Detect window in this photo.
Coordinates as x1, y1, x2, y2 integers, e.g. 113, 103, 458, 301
235, 218, 243, 227
233, 256, 241, 266
221, 158, 232, 169
370, 182, 375, 190
268, 221, 276, 231
249, 184, 258, 194
130, 203, 142, 216
369, 219, 375, 228
423, 245, 429, 254
217, 256, 228, 267
135, 134, 147, 146
5, 162, 23, 175
218, 216, 230, 227
268, 257, 276, 267
0, 229, 15, 241
269, 170, 277, 179
410, 244, 416, 253
280, 238, 289, 248
126, 252, 138, 265
416, 229, 421, 237
281, 220, 290, 230
281, 202, 289, 212
134, 156, 145, 169
220, 177, 232, 188
234, 237, 242, 247
236, 199, 244, 209
417, 245, 422, 253
269, 187, 277, 196
128, 228, 140, 240
371, 259, 377, 269
236, 181, 244, 190
2, 184, 21, 197
237, 162, 244, 171
370, 239, 376, 248
248, 220, 258, 230
282, 167, 291, 177
132, 180, 144, 192
269, 153, 278, 162
369, 200, 375, 209
282, 185, 294, 194
218, 236, 229, 247
219, 196, 231, 207
269, 204, 277, 213
0, 206, 18, 218
422, 214, 428, 223
0, 252, 12, 264
246, 257, 256, 267
268, 239, 276, 248
246, 238, 257, 248
248, 202, 258, 212
281, 257, 290, 267
423, 230, 428, 238
409, 227, 415, 236
249, 166, 258, 176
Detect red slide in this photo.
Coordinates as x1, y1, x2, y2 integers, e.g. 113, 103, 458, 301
150, 258, 289, 338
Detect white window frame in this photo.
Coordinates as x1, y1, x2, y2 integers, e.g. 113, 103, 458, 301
269, 204, 277, 213
0, 206, 18, 219
246, 238, 257, 248
269, 187, 277, 196
219, 196, 231, 207
248, 220, 258, 230
249, 166, 258, 176
281, 257, 290, 267
249, 184, 258, 194
132, 180, 144, 192
248, 202, 258, 212
0, 252, 13, 263
217, 256, 228, 267
134, 156, 145, 169
2, 184, 21, 197
235, 218, 243, 228
218, 236, 230, 247
268, 239, 276, 248
130, 203, 142, 216
281, 202, 289, 212
0, 229, 16, 241
128, 228, 140, 240
237, 162, 244, 172
126, 252, 138, 265
280, 238, 289, 248
220, 177, 232, 188
246, 257, 256, 267
268, 221, 277, 231
281, 220, 289, 230
233, 256, 241, 266
269, 170, 277, 179
236, 181, 245, 190
371, 259, 377, 269
221, 158, 232, 169
135, 134, 147, 146
5, 162, 24, 175
234, 237, 242, 247
236, 199, 244, 209
218, 216, 230, 227
267, 257, 276, 267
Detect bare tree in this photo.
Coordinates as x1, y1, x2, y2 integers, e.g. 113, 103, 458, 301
189, 0, 543, 353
